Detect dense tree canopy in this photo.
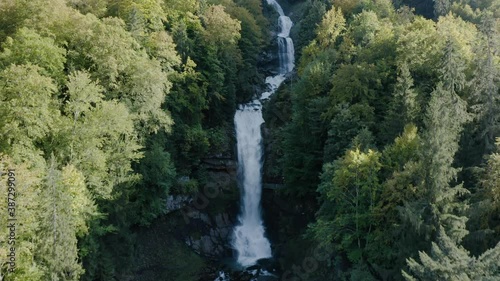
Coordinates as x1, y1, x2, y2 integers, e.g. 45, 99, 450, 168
0, 0, 498, 280
0, 0, 269, 280
264, 0, 500, 280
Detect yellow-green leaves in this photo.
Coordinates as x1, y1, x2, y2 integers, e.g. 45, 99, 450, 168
383, 124, 421, 172
0, 156, 45, 281
316, 7, 346, 48
60, 164, 95, 236
143, 31, 181, 71
64, 71, 104, 120
438, 14, 479, 92
108, 0, 166, 32
67, 0, 108, 18
350, 10, 381, 46
0, 28, 66, 83
123, 56, 173, 134
0, 64, 58, 149
162, 0, 199, 23
315, 148, 381, 262
39, 157, 85, 281
201, 5, 241, 45
329, 148, 382, 200
396, 17, 441, 70
57, 70, 142, 200
437, 13, 478, 60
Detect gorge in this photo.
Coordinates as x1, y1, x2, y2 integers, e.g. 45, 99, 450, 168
231, 0, 295, 273
3, 0, 498, 280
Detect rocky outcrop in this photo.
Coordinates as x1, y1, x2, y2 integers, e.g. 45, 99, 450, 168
127, 157, 239, 281
165, 195, 192, 213
259, 49, 280, 77
167, 158, 239, 259
183, 212, 234, 258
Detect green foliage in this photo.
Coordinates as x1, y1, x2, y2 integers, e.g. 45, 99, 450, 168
0, 0, 40, 41
467, 139, 500, 254
316, 6, 346, 48
67, 0, 108, 18
134, 136, 176, 225
437, 14, 477, 95
38, 158, 91, 281
0, 157, 45, 281
335, 0, 364, 16
162, 0, 199, 21
269, 1, 500, 279
403, 227, 500, 281
227, 4, 265, 101
468, 11, 500, 153
396, 81, 471, 254
293, 0, 327, 58
108, 0, 166, 32
434, 0, 451, 17
207, 126, 231, 155
482, 139, 500, 226
0, 27, 66, 83
60, 71, 141, 199
282, 58, 333, 197
0, 64, 59, 150
329, 62, 382, 106
374, 125, 423, 271
323, 103, 374, 162
383, 62, 421, 141
201, 5, 241, 45
395, 16, 441, 74
0, 0, 251, 279
166, 58, 207, 125
382, 124, 421, 173
314, 148, 382, 263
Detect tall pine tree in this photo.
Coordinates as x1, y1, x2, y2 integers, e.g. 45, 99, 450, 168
469, 11, 500, 154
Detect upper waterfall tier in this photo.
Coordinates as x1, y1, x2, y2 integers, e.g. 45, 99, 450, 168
278, 16, 293, 38
266, 0, 284, 16
272, 1, 295, 74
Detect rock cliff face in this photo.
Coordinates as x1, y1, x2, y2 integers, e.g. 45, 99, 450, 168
129, 157, 239, 280
183, 211, 234, 258
259, 49, 280, 77
166, 158, 239, 259
164, 195, 235, 258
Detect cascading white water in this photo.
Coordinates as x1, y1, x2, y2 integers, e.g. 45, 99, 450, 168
232, 102, 271, 267
266, 0, 284, 16
231, 0, 295, 268
214, 271, 230, 281
277, 16, 295, 74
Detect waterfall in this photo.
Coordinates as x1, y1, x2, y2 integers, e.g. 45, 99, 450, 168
232, 104, 271, 267
277, 15, 295, 74
231, 0, 295, 268
266, 0, 284, 16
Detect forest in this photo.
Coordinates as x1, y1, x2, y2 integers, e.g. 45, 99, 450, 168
0, 0, 498, 280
